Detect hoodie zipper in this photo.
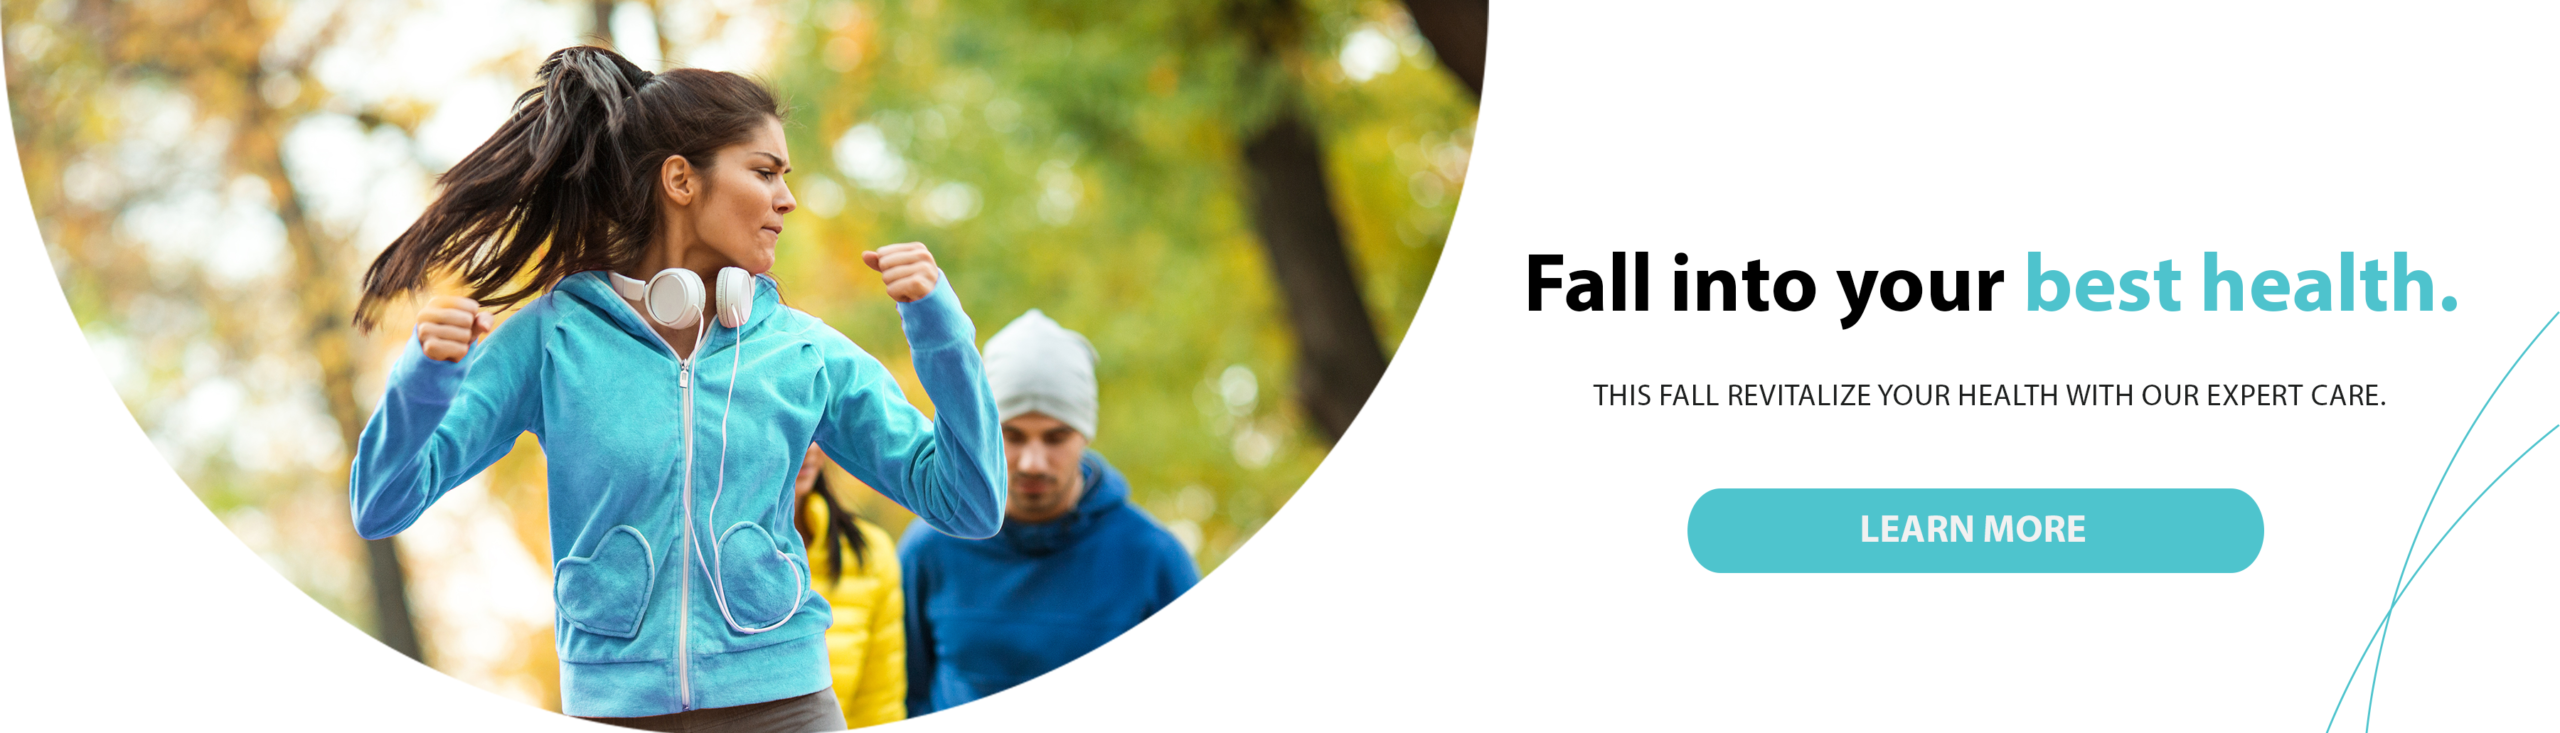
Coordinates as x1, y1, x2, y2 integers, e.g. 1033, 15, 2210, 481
606, 288, 703, 710
676, 359, 694, 708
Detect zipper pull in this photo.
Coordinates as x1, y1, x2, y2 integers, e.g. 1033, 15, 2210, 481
679, 365, 690, 389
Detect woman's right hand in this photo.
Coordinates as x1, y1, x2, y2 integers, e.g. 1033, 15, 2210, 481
418, 295, 495, 363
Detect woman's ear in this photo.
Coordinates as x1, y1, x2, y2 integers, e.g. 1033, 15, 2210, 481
660, 155, 698, 206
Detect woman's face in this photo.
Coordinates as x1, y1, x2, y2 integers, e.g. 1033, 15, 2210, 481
687, 117, 796, 274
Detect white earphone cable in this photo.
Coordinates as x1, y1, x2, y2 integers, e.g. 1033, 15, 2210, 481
687, 280, 804, 635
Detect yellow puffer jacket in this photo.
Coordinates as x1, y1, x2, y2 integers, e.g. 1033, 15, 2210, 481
800, 495, 905, 728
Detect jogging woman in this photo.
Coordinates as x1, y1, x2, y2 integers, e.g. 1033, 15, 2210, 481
347, 46, 1004, 731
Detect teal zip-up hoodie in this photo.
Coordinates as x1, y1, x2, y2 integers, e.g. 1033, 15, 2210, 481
349, 270, 1005, 718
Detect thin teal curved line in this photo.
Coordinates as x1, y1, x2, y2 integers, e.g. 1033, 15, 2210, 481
2366, 615, 2388, 733
2365, 312, 2549, 727
2367, 424, 2555, 731
2325, 425, 2559, 731
2334, 425, 2549, 727
2394, 421, 2557, 603
2366, 311, 2559, 732
2324, 312, 2557, 733
2365, 617, 2385, 733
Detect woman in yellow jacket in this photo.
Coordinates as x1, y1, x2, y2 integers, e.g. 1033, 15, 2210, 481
793, 445, 905, 728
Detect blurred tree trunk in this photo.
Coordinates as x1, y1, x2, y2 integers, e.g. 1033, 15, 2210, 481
1231, 0, 1377, 445
236, 93, 423, 662
33, 0, 426, 661
1236, 0, 1485, 443
1399, 0, 1486, 97
1240, 113, 1385, 443
591, 1, 615, 46
583, 0, 673, 66
216, 6, 427, 664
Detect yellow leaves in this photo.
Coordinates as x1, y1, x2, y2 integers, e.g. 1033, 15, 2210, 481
484, 433, 554, 572
356, 97, 435, 136
109, 0, 266, 76
509, 624, 565, 712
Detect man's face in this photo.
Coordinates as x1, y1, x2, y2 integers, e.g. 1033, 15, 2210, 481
1002, 412, 1088, 524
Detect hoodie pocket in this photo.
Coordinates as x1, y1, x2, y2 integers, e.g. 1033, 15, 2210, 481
554, 525, 656, 638
715, 522, 807, 631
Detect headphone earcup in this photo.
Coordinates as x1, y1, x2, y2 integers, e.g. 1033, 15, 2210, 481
716, 267, 754, 329
644, 268, 705, 330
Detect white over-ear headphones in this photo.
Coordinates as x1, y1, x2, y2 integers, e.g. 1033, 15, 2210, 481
609, 265, 800, 633
639, 266, 755, 330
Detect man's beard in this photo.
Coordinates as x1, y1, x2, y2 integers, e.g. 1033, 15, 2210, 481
1009, 469, 1079, 520
1012, 472, 1073, 500
1012, 472, 1063, 492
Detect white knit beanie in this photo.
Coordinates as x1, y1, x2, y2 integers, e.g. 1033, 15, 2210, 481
983, 309, 1099, 439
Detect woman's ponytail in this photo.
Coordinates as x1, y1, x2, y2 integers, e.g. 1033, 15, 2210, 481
352, 46, 653, 329
354, 45, 785, 330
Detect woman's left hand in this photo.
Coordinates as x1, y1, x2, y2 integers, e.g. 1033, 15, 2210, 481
862, 242, 941, 303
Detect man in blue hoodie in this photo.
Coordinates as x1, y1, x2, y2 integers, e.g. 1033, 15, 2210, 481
900, 310, 1200, 715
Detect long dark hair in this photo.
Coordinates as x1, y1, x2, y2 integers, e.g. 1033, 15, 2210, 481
796, 473, 871, 587
353, 45, 785, 329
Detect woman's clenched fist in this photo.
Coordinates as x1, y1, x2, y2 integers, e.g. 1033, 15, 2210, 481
417, 295, 495, 363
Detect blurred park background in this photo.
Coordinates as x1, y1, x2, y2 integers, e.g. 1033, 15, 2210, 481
5, 0, 1477, 712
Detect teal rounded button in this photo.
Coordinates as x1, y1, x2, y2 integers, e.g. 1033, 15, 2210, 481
1686, 488, 2263, 573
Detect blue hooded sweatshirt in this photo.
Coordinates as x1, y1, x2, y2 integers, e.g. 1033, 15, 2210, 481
349, 271, 1005, 718
899, 450, 1198, 715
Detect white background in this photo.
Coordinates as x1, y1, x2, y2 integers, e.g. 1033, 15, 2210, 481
6, 1, 2558, 729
